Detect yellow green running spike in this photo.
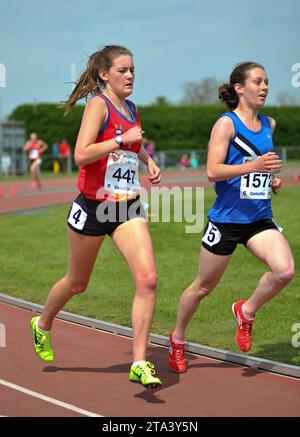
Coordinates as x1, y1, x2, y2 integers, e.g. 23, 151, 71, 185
31, 316, 54, 362
129, 361, 162, 388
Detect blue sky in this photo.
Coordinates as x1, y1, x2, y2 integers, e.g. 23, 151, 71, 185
0, 0, 299, 117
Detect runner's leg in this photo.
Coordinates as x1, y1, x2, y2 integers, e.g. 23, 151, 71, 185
111, 219, 157, 362
244, 229, 294, 315
174, 246, 232, 341
39, 228, 105, 330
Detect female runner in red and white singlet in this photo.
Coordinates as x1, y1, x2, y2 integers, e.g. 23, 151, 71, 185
31, 45, 163, 388
23, 132, 48, 189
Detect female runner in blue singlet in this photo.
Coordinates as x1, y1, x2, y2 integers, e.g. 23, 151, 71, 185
168, 62, 295, 373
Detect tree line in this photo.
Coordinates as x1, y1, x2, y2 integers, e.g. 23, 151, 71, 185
10, 102, 300, 151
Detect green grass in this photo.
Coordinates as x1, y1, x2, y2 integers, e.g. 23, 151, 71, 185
286, 159, 300, 168
0, 186, 299, 365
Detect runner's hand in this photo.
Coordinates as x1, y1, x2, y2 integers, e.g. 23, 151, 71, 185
272, 177, 282, 194
250, 152, 282, 173
122, 126, 144, 146
148, 158, 161, 184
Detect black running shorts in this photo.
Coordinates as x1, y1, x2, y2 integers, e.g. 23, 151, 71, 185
67, 192, 147, 237
201, 218, 280, 255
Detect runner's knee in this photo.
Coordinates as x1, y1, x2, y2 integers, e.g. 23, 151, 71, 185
191, 278, 215, 299
191, 276, 217, 299
274, 266, 294, 286
196, 285, 214, 298
68, 279, 89, 294
135, 271, 157, 295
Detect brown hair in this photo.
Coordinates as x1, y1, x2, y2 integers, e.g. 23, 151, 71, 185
219, 62, 265, 110
64, 45, 133, 114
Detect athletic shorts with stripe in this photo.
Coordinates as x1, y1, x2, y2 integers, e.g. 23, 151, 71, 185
201, 218, 281, 255
67, 192, 147, 237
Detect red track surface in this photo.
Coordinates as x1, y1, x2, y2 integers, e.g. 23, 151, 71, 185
1, 302, 300, 417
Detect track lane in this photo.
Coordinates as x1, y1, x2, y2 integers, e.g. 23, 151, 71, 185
1, 302, 299, 417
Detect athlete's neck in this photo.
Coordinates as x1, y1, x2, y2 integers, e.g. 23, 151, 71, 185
102, 88, 126, 109
233, 105, 261, 130
102, 88, 133, 120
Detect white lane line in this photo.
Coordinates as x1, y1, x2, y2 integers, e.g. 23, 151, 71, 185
0, 378, 103, 417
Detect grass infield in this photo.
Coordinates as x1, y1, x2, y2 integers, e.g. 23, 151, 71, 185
0, 186, 299, 365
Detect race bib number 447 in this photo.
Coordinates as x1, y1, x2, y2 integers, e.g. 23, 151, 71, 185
104, 150, 140, 195
240, 157, 272, 200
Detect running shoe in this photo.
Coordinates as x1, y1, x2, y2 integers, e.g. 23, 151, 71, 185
168, 332, 186, 373
31, 316, 54, 361
232, 300, 255, 352
129, 361, 162, 388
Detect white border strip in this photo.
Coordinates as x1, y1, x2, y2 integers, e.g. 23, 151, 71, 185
0, 378, 102, 417
0, 292, 299, 379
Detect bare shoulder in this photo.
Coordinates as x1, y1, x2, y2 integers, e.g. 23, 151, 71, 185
211, 115, 235, 138
81, 95, 108, 128
84, 95, 107, 113
267, 116, 276, 132
23, 140, 30, 150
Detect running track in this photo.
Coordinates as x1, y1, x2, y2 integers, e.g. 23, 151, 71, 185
0, 168, 299, 214
0, 170, 300, 417
1, 302, 300, 417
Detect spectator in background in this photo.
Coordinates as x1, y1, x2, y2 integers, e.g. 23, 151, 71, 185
190, 152, 199, 169
51, 141, 61, 174
179, 153, 190, 170
143, 138, 156, 158
59, 139, 72, 174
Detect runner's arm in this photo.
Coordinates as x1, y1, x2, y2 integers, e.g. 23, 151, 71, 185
75, 98, 144, 166
139, 145, 161, 184
74, 97, 117, 166
207, 116, 281, 182
23, 141, 31, 152
40, 141, 48, 154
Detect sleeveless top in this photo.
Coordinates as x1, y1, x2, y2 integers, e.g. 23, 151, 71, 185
28, 140, 43, 160
77, 94, 142, 202
208, 112, 274, 223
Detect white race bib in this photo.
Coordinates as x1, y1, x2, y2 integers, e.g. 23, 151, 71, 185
104, 150, 140, 197
29, 150, 39, 160
240, 157, 272, 200
202, 222, 221, 247
67, 202, 87, 230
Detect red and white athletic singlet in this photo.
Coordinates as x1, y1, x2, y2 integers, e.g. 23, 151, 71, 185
28, 140, 43, 161
77, 94, 142, 201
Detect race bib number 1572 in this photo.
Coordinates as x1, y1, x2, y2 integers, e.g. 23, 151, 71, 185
240, 157, 272, 199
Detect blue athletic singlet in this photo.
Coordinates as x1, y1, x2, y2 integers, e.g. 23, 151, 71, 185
208, 112, 274, 224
